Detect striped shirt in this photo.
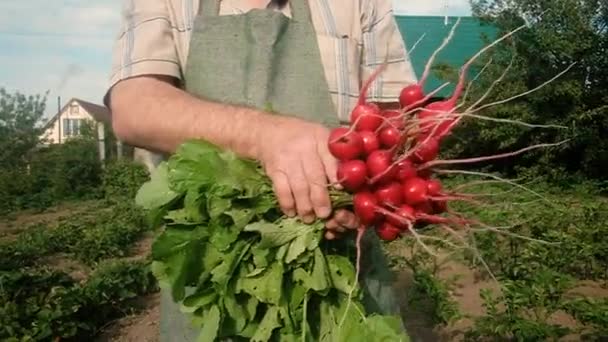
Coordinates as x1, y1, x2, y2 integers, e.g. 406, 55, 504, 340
109, 0, 418, 121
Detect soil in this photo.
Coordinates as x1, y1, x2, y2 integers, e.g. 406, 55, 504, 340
0, 200, 103, 241
5, 205, 606, 341
95, 293, 161, 342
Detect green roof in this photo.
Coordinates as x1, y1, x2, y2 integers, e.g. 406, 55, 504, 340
395, 16, 499, 97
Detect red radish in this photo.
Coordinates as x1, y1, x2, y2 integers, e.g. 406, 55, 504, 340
382, 110, 405, 129
399, 84, 425, 108
359, 130, 380, 156
350, 104, 383, 131
386, 204, 416, 229
402, 177, 428, 206
417, 168, 433, 179
353, 192, 380, 225
432, 200, 448, 214
379, 127, 401, 148
376, 221, 401, 241
350, 60, 389, 132
426, 179, 443, 196
417, 100, 456, 138
412, 137, 440, 163
396, 159, 417, 181
374, 182, 403, 207
337, 160, 367, 192
366, 150, 398, 184
328, 127, 364, 161
415, 200, 434, 215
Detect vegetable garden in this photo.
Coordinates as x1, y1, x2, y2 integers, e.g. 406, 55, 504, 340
1, 0, 607, 341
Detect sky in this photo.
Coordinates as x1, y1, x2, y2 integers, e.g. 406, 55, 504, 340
0, 0, 472, 120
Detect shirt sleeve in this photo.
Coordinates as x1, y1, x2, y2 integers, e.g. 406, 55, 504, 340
360, 0, 418, 103
108, 0, 182, 89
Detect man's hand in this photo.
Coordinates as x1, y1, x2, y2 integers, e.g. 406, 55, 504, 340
256, 117, 338, 224
324, 209, 361, 240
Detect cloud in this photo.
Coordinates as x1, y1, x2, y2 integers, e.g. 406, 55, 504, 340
393, 0, 472, 16
0, 0, 122, 119
1, 0, 473, 121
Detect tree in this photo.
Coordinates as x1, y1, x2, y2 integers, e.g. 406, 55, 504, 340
0, 88, 47, 168
443, 0, 608, 181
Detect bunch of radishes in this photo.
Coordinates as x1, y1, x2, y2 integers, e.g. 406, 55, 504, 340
327, 64, 463, 242
326, 21, 563, 243
328, 84, 458, 241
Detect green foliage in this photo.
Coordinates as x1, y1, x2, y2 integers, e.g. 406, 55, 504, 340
138, 140, 409, 341
102, 159, 150, 201
434, 177, 608, 339
0, 260, 157, 341
0, 202, 149, 269
0, 138, 104, 214
441, 0, 608, 181
0, 88, 47, 169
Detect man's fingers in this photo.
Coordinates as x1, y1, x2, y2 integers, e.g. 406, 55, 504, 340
268, 171, 295, 217
325, 218, 346, 233
302, 155, 332, 219
288, 163, 315, 223
334, 209, 360, 230
318, 141, 339, 188
325, 230, 340, 240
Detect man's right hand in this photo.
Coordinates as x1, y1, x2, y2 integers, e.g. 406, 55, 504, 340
109, 76, 342, 225
255, 117, 338, 224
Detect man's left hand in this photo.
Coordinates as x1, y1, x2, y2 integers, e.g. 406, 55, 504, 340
324, 209, 361, 240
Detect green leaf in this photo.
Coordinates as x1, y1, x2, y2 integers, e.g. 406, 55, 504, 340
181, 290, 217, 314
251, 246, 271, 269
135, 162, 179, 210
251, 306, 281, 342
209, 221, 241, 252
197, 305, 221, 342
244, 219, 321, 249
225, 208, 256, 229
293, 249, 330, 293
211, 240, 252, 290
151, 227, 204, 300
327, 255, 357, 294
363, 315, 410, 342
223, 292, 248, 333
285, 230, 319, 264
237, 262, 283, 305
168, 140, 225, 193
184, 187, 207, 222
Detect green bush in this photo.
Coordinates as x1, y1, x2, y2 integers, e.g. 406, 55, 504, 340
0, 260, 157, 341
0, 138, 104, 214
102, 159, 150, 201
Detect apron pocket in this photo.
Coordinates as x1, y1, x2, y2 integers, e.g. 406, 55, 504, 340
315, 33, 362, 122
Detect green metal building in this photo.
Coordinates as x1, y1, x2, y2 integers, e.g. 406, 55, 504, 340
394, 16, 499, 97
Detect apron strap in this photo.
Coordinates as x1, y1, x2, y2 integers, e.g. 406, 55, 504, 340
199, 0, 220, 17
290, 0, 311, 22
199, 0, 309, 20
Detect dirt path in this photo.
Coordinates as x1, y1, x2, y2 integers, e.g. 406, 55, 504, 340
95, 293, 160, 342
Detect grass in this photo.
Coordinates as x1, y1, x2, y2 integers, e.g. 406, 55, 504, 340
0, 199, 159, 341
384, 177, 608, 341
1, 178, 607, 341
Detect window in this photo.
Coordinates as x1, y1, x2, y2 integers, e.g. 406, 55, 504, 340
62, 118, 83, 137
69, 104, 79, 115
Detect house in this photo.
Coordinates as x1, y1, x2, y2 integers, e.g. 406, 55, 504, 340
39, 98, 111, 145
395, 15, 499, 97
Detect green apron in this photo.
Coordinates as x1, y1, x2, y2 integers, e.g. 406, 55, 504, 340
159, 0, 404, 340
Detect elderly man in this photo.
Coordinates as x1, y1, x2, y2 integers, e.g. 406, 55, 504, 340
106, 0, 417, 340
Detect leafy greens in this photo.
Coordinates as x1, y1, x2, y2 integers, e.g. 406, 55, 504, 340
136, 140, 410, 341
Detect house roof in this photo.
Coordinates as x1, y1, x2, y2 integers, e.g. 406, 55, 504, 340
75, 99, 111, 123
42, 98, 110, 130
395, 15, 499, 97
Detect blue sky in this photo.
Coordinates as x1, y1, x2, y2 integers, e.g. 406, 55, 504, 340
0, 0, 472, 120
